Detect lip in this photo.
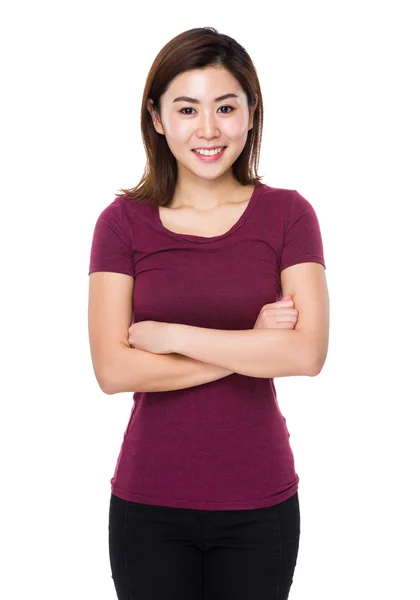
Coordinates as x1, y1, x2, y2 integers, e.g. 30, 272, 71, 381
192, 146, 227, 162
193, 145, 226, 150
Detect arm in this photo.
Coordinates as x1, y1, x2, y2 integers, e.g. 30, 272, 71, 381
170, 325, 314, 379
105, 345, 234, 395
88, 272, 233, 395
169, 262, 329, 379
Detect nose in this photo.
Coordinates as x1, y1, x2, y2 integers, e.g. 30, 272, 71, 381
196, 110, 220, 140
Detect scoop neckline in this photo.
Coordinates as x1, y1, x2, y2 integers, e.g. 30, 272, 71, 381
153, 183, 264, 244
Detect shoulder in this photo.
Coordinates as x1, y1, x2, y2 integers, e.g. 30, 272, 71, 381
96, 193, 152, 226
258, 185, 298, 223
95, 195, 125, 225
263, 187, 322, 232
261, 184, 315, 211
258, 184, 295, 212
259, 183, 293, 200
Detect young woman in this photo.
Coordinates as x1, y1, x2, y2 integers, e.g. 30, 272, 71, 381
88, 26, 329, 600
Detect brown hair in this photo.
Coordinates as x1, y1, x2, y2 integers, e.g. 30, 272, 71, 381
115, 27, 265, 207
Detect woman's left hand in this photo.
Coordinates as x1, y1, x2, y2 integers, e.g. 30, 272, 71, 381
128, 320, 176, 354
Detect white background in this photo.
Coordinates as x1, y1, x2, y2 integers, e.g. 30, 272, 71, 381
1, 1, 419, 599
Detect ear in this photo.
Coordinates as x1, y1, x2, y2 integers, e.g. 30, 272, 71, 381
147, 98, 165, 135
248, 93, 258, 131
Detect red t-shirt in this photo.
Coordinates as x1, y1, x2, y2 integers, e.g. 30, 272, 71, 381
88, 183, 326, 510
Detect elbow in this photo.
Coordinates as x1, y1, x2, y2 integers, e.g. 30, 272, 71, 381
98, 376, 115, 395
96, 343, 132, 395
90, 339, 136, 394
97, 366, 118, 395
307, 362, 322, 377
307, 352, 328, 377
91, 364, 112, 394
101, 380, 116, 395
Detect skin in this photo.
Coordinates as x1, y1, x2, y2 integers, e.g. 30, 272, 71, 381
127, 298, 298, 355
146, 65, 258, 211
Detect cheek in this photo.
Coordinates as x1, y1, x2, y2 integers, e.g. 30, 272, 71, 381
223, 115, 249, 140
162, 115, 192, 139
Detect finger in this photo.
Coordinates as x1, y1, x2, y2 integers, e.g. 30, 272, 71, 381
269, 308, 298, 317
272, 316, 298, 323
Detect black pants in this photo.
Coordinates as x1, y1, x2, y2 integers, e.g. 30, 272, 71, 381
109, 491, 300, 600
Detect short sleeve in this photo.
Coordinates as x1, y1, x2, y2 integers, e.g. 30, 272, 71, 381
280, 190, 326, 272
88, 198, 134, 277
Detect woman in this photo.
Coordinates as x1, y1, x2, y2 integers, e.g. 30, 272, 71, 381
88, 26, 329, 600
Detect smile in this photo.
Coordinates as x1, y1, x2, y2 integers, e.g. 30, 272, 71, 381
192, 147, 227, 162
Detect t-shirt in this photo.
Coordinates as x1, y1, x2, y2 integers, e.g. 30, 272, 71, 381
88, 182, 326, 510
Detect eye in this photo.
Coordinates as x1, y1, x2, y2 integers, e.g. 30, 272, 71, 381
179, 105, 235, 115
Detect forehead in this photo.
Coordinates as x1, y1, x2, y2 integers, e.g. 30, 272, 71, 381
164, 67, 243, 99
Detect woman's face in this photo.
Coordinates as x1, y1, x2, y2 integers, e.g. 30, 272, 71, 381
148, 66, 257, 181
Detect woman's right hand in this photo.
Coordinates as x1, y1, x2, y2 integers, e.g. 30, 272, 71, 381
253, 295, 298, 330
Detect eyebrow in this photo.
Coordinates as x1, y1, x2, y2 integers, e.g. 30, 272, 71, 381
172, 93, 239, 104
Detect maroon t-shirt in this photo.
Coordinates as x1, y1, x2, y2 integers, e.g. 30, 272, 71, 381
88, 183, 326, 510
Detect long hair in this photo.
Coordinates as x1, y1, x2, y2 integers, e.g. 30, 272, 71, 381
116, 27, 264, 207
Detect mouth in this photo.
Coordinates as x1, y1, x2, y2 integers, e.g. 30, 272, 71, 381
191, 146, 227, 161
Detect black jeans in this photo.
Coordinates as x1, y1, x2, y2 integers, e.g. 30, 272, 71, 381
109, 491, 300, 600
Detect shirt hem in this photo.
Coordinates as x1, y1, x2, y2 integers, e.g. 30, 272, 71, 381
110, 480, 299, 511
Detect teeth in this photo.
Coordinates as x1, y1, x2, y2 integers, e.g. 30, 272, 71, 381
194, 146, 225, 156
